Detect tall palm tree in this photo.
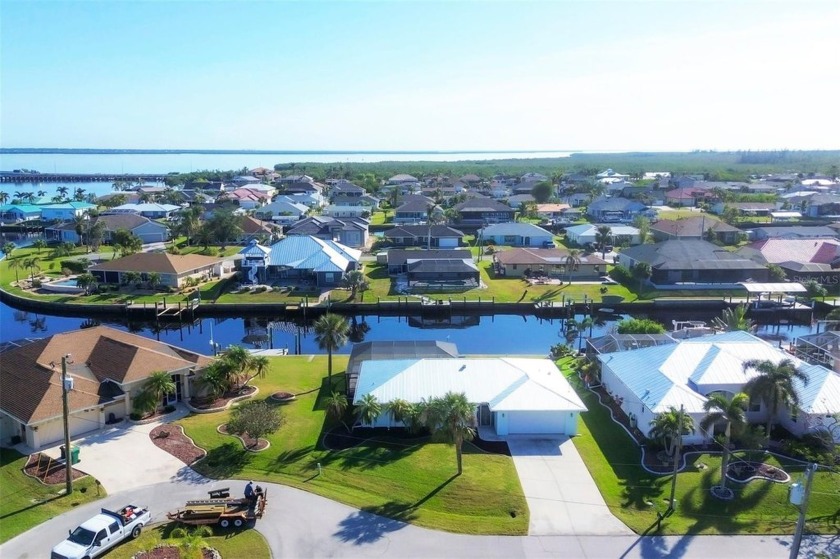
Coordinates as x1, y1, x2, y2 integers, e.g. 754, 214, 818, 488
242, 355, 270, 387
32, 239, 47, 254
22, 256, 40, 283
313, 313, 349, 388
595, 225, 612, 258
0, 191, 9, 204
426, 391, 476, 475
701, 392, 749, 493
2, 241, 15, 259
355, 393, 382, 429
712, 305, 755, 332
222, 345, 254, 388
56, 186, 69, 200
141, 371, 176, 413
8, 256, 23, 283
564, 249, 581, 284
648, 407, 695, 457
632, 261, 652, 291
73, 187, 86, 201
742, 359, 808, 440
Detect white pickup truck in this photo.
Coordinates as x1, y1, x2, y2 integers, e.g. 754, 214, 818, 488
51, 504, 152, 559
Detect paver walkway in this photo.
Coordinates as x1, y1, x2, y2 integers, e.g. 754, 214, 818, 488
508, 436, 633, 536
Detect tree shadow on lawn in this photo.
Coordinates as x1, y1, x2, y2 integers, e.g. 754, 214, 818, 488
312, 374, 348, 412
315, 435, 424, 472
192, 442, 253, 479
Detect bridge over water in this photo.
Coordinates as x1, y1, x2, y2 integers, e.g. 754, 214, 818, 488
0, 171, 168, 183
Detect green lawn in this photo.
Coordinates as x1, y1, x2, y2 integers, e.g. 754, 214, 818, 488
179, 356, 529, 535
104, 522, 270, 559
560, 358, 840, 535
0, 449, 105, 544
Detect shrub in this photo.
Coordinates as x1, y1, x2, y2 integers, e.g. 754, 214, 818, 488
163, 404, 176, 414
31, 279, 42, 288
253, 286, 268, 293
60, 259, 88, 274
610, 264, 632, 283
61, 268, 73, 277
129, 412, 142, 421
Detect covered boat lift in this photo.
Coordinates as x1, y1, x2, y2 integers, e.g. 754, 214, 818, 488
738, 282, 807, 303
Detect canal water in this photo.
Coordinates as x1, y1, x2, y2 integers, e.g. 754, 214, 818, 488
0, 299, 818, 357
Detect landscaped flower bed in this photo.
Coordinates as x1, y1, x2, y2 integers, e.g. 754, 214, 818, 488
149, 425, 206, 465
727, 461, 790, 484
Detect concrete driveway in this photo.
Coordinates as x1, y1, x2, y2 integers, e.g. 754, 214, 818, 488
37, 405, 206, 493
508, 436, 632, 536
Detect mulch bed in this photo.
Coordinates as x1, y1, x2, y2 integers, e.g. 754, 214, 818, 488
149, 425, 206, 465
217, 424, 269, 451
471, 436, 511, 456
24, 453, 86, 484
270, 391, 295, 401
191, 386, 257, 410
727, 461, 790, 483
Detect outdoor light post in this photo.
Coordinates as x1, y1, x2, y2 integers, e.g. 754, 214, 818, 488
61, 354, 73, 495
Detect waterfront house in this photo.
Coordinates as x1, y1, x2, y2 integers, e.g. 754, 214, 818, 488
385, 249, 472, 275
565, 223, 642, 247
104, 203, 181, 219
353, 357, 587, 436
711, 201, 777, 217
617, 240, 769, 286
45, 214, 169, 245
261, 235, 361, 287
478, 222, 554, 247
0, 204, 45, 223
598, 330, 840, 444
254, 199, 310, 224
750, 226, 839, 241
382, 224, 464, 248
329, 180, 366, 199
494, 248, 608, 279
285, 215, 369, 248
345, 340, 460, 397
0, 326, 212, 450
39, 202, 96, 222
737, 238, 840, 286
586, 197, 647, 222
90, 253, 233, 288
664, 188, 708, 208
454, 197, 515, 226
650, 217, 740, 244
322, 205, 370, 219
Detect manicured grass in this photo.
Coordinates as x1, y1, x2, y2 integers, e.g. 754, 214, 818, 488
104, 522, 270, 559
178, 356, 529, 535
559, 358, 840, 535
0, 448, 105, 544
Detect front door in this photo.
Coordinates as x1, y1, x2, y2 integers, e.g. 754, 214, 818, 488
478, 404, 492, 426
166, 374, 182, 405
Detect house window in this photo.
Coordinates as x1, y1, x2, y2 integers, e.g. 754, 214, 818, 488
749, 401, 761, 412
790, 408, 798, 423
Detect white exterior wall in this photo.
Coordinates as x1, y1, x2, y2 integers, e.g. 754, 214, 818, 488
0, 413, 21, 446
506, 410, 569, 434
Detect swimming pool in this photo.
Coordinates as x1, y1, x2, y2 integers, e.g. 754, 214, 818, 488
42, 276, 84, 293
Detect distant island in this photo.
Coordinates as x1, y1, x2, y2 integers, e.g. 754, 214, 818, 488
0, 148, 571, 155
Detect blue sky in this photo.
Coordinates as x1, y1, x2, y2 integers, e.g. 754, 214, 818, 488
2, 0, 838, 151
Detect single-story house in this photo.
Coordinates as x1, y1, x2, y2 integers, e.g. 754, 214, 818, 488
104, 203, 181, 219
385, 249, 473, 275
506, 193, 536, 209
353, 357, 587, 436
45, 213, 170, 245
617, 240, 770, 286
565, 224, 642, 247
259, 235, 361, 287
0, 204, 43, 223
0, 326, 212, 450
650, 217, 740, 244
382, 225, 464, 248
388, 174, 420, 185
285, 215, 369, 248
586, 197, 647, 222
478, 222, 554, 247
405, 258, 480, 287
598, 330, 840, 444
254, 199, 310, 224
737, 238, 840, 286
322, 205, 370, 219
494, 248, 608, 279
454, 198, 515, 226
39, 202, 96, 222
90, 253, 234, 287
711, 202, 777, 217
535, 203, 571, 220
751, 226, 839, 241
345, 340, 460, 397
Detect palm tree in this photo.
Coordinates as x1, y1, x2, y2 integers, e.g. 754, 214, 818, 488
313, 313, 350, 388
122, 270, 141, 287
141, 371, 176, 414
342, 270, 368, 301
632, 261, 652, 291
195, 363, 231, 401
7, 256, 23, 283
355, 393, 382, 429
324, 391, 350, 431
564, 249, 581, 284
221, 345, 254, 389
712, 305, 755, 332
386, 398, 414, 428
242, 355, 269, 387
22, 256, 40, 283
0, 191, 9, 205
73, 187, 86, 201
171, 526, 212, 559
595, 225, 612, 258
2, 241, 15, 259
701, 392, 749, 494
648, 407, 695, 457
742, 359, 808, 440
56, 186, 69, 200
32, 239, 47, 254
426, 391, 476, 475
75, 272, 97, 295
147, 271, 161, 290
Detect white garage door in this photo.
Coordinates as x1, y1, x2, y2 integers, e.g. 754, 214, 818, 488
70, 408, 100, 438
507, 410, 566, 435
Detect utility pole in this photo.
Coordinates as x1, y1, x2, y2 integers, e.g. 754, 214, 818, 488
61, 354, 73, 495
789, 462, 818, 559
668, 404, 684, 513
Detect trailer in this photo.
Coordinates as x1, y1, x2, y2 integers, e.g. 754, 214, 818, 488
166, 487, 267, 529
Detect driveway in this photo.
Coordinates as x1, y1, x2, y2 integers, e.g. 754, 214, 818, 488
508, 437, 633, 536
37, 405, 206, 493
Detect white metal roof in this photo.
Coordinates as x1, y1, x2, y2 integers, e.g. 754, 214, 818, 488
599, 330, 840, 415
738, 282, 807, 293
353, 358, 586, 413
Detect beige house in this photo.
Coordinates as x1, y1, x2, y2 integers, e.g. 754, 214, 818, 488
90, 253, 234, 287
494, 248, 608, 279
0, 327, 213, 450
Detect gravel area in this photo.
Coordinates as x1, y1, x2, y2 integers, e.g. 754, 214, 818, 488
149, 425, 206, 465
